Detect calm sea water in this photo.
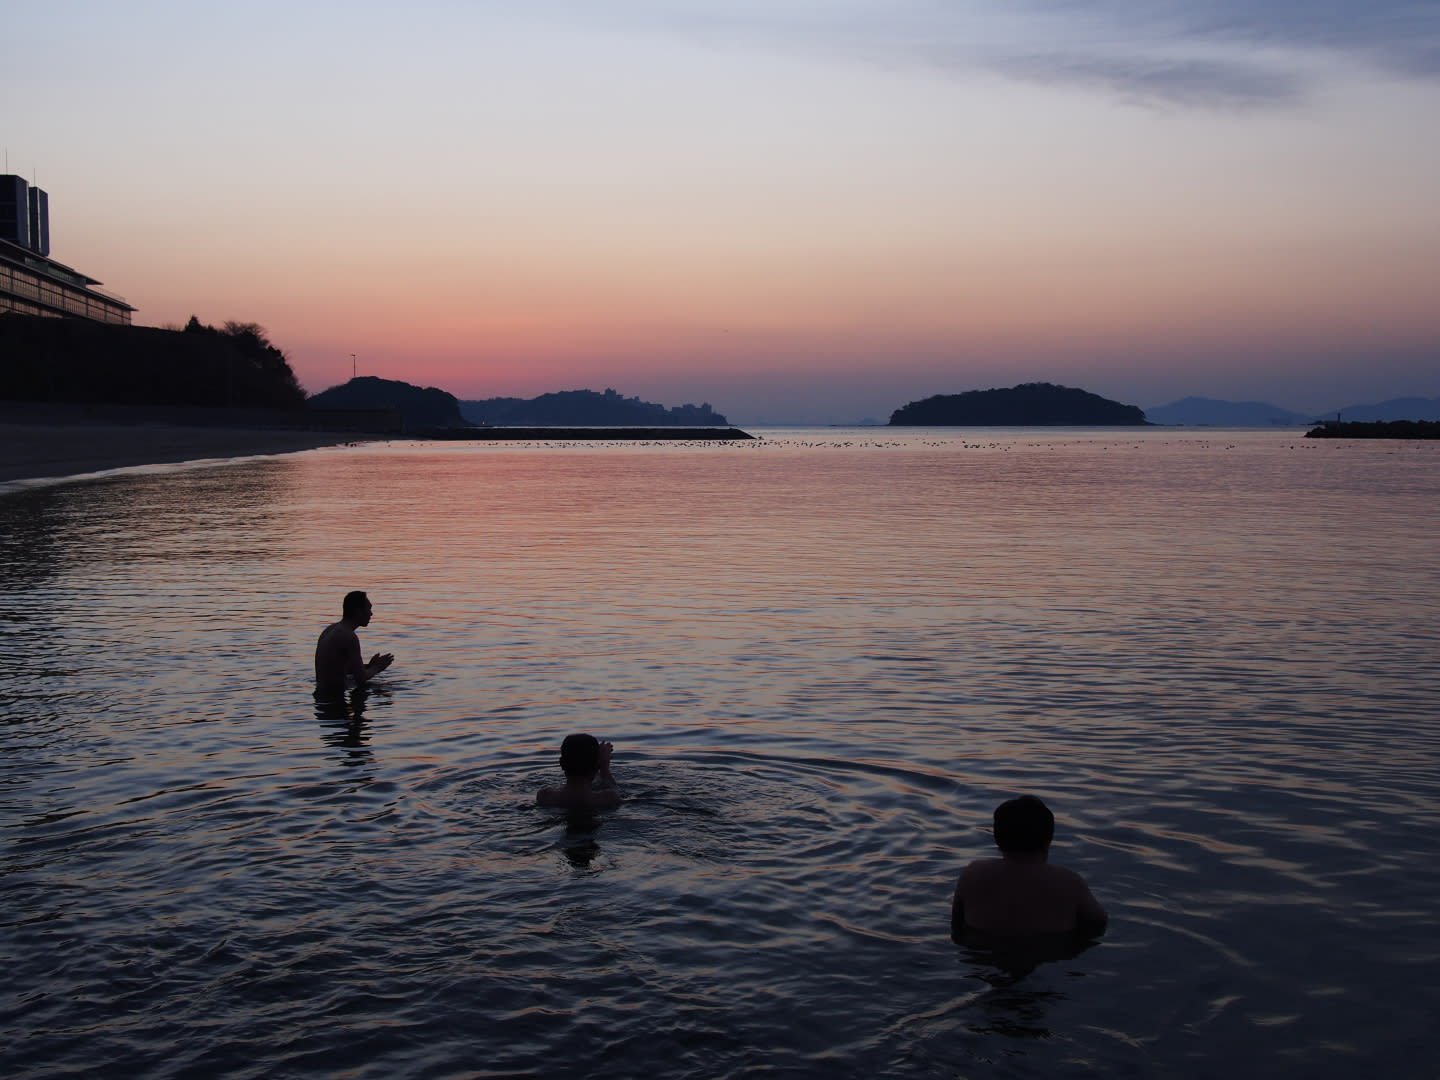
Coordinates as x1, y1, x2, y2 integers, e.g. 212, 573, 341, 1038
2, 427, 1438, 1079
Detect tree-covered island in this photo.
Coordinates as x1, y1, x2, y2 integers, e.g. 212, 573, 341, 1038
890, 382, 1149, 425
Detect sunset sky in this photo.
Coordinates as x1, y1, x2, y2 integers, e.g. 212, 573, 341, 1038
5, 2, 1438, 423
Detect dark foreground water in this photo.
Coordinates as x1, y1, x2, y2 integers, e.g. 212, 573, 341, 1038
2, 428, 1438, 1079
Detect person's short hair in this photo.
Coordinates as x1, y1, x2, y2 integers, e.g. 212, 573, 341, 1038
342, 590, 370, 618
993, 795, 1055, 853
559, 733, 601, 779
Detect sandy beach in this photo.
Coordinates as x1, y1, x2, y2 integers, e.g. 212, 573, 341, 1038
0, 422, 359, 484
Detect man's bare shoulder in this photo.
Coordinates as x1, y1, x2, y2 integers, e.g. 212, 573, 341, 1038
956, 858, 1005, 884
317, 620, 355, 644
1046, 863, 1094, 889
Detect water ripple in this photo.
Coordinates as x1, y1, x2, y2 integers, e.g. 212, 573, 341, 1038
2, 431, 1438, 1078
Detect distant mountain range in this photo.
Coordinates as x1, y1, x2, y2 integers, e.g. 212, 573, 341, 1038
1319, 396, 1440, 422
1145, 395, 1440, 426
1143, 397, 1313, 426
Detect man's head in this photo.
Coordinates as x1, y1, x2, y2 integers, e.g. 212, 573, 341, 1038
342, 590, 372, 625
993, 795, 1055, 854
559, 733, 601, 780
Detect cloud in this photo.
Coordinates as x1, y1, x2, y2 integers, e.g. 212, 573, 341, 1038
1088, 0, 1440, 78
538, 0, 1440, 109
987, 52, 1307, 110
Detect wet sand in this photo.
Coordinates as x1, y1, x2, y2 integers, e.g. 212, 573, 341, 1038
0, 423, 360, 484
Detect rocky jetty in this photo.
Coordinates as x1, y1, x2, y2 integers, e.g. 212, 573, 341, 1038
1305, 420, 1440, 439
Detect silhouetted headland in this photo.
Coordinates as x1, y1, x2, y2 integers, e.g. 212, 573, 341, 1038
308, 376, 472, 429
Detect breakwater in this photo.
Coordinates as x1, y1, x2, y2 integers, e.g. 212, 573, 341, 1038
1305, 419, 1440, 439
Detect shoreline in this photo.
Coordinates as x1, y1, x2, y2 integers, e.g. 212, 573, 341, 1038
0, 422, 363, 485
0, 422, 755, 486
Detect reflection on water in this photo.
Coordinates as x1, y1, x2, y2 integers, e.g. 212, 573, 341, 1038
956, 927, 1103, 987
556, 816, 607, 871
2, 430, 1438, 1079
316, 686, 376, 771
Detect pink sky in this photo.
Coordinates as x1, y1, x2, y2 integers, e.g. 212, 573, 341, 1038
6, 2, 1438, 422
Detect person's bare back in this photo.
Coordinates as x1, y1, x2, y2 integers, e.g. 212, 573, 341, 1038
952, 857, 1104, 936
950, 795, 1106, 940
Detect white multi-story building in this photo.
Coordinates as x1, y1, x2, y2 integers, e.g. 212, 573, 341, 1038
0, 175, 134, 325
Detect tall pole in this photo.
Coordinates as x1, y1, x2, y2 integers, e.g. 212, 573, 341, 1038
351, 353, 357, 381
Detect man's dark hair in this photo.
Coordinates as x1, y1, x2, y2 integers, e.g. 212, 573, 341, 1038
993, 795, 1056, 853
342, 591, 370, 619
559, 733, 601, 779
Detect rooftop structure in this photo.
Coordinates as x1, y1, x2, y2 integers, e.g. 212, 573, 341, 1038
1, 175, 134, 325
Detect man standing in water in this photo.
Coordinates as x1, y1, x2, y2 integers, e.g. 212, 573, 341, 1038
314, 590, 394, 698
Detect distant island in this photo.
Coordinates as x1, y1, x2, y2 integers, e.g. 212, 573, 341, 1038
308, 376, 472, 428
460, 388, 729, 427
890, 382, 1148, 426
1305, 420, 1440, 440
305, 379, 743, 437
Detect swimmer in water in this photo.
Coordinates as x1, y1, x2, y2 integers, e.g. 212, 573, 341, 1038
951, 794, 1107, 941
314, 590, 394, 698
537, 734, 622, 812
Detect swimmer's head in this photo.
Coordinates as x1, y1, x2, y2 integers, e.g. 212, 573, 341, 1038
993, 795, 1055, 854
342, 590, 371, 622
559, 733, 601, 779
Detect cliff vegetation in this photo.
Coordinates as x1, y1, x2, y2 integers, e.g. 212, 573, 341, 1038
0, 313, 305, 409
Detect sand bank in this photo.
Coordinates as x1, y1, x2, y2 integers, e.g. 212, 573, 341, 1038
0, 422, 360, 485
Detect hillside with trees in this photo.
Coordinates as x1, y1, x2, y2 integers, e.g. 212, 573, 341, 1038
307, 376, 472, 428
890, 382, 1148, 425
0, 313, 305, 409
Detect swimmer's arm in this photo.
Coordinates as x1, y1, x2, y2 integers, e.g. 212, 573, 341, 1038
949, 874, 969, 943
344, 632, 393, 684
359, 652, 394, 682
594, 741, 621, 799
1074, 877, 1108, 937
